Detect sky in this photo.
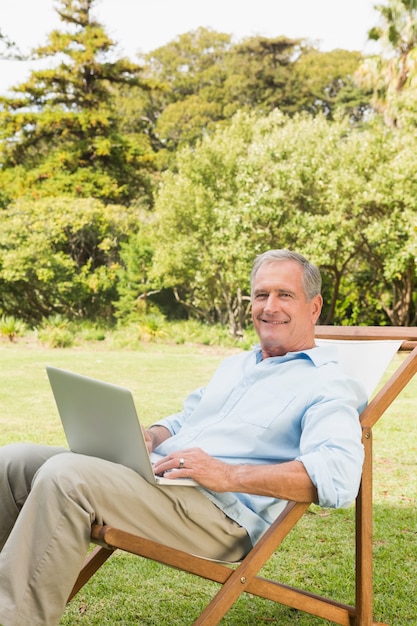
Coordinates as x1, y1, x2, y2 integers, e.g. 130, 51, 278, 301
0, 0, 381, 95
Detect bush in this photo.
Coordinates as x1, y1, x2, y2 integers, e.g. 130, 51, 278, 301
0, 315, 26, 342
36, 316, 76, 348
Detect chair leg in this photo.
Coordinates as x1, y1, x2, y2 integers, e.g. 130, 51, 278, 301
67, 545, 114, 602
193, 501, 309, 625
355, 428, 374, 626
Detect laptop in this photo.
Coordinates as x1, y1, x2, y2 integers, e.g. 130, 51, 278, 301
46, 366, 197, 487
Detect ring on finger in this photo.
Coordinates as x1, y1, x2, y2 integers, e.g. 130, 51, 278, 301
179, 457, 185, 469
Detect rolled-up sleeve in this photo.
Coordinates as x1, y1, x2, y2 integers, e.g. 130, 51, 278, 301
296, 377, 366, 508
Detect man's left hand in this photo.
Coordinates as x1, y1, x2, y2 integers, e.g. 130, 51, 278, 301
152, 448, 233, 491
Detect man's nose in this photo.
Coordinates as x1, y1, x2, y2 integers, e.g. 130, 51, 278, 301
263, 294, 280, 312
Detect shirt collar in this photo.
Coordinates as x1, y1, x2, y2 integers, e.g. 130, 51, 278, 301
254, 344, 338, 367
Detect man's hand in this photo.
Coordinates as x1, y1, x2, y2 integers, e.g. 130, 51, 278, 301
142, 427, 154, 453
152, 447, 318, 502
152, 447, 233, 491
144, 425, 171, 453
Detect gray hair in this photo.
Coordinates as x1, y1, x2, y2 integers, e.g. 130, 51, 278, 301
250, 249, 322, 301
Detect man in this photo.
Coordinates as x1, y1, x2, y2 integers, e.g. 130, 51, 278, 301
0, 249, 366, 626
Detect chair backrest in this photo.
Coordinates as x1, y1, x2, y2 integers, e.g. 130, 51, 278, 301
315, 338, 402, 398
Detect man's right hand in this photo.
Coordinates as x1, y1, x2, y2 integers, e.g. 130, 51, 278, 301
144, 424, 172, 453
143, 426, 154, 453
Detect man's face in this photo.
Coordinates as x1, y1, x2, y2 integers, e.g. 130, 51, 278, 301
251, 260, 323, 358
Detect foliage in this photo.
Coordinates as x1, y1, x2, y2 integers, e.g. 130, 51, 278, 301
136, 29, 370, 156
293, 48, 373, 121
0, 0, 155, 206
113, 229, 157, 323
149, 110, 417, 331
1, 4, 417, 331
0, 315, 26, 342
357, 0, 417, 126
0, 197, 140, 324
1, 106, 417, 331
37, 315, 76, 348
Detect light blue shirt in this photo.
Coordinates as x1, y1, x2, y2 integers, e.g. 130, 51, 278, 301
154, 345, 367, 546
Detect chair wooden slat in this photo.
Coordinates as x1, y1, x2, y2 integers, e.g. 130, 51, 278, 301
315, 325, 417, 348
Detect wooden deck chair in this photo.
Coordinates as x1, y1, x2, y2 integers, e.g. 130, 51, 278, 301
68, 326, 417, 625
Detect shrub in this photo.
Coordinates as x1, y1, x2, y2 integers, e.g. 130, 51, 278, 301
0, 315, 26, 342
36, 316, 76, 348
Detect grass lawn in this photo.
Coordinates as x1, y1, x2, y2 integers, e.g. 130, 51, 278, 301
0, 341, 416, 625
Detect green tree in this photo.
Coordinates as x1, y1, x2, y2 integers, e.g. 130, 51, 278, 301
114, 229, 155, 321
149, 110, 417, 331
221, 35, 303, 114
135, 30, 370, 159
0, 0, 154, 206
357, 0, 417, 126
148, 110, 339, 333
293, 48, 372, 121
0, 197, 139, 324
137, 28, 232, 157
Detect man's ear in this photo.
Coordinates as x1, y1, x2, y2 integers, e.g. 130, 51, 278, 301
311, 294, 323, 323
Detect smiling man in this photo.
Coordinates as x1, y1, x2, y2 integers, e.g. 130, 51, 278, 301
250, 250, 323, 358
0, 249, 366, 626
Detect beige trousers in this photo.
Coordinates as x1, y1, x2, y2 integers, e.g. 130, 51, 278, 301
0, 443, 250, 626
